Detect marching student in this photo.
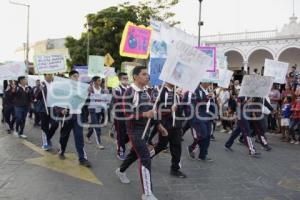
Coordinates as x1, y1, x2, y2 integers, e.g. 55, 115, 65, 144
151, 82, 187, 178
31, 79, 42, 126
115, 66, 158, 200
250, 97, 273, 151
35, 74, 59, 150
113, 72, 130, 160
57, 70, 91, 167
224, 97, 261, 157
184, 82, 215, 162
3, 80, 16, 133
11, 76, 32, 139
86, 76, 109, 149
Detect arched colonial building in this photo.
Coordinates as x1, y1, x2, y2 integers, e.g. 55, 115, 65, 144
203, 16, 300, 75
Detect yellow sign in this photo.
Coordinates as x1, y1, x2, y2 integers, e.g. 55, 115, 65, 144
107, 76, 120, 88
104, 53, 115, 67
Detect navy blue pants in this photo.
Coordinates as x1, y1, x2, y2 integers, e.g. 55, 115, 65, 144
59, 114, 87, 162
4, 106, 15, 130
190, 120, 211, 159
225, 119, 256, 154
14, 106, 28, 135
120, 123, 152, 195
87, 111, 102, 144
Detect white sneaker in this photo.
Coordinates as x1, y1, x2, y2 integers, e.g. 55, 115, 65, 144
220, 129, 227, 133
13, 131, 19, 137
97, 144, 105, 150
290, 140, 296, 144
116, 168, 130, 184
142, 194, 158, 200
295, 141, 299, 145
19, 134, 28, 139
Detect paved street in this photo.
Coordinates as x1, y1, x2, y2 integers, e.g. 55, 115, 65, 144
0, 118, 300, 200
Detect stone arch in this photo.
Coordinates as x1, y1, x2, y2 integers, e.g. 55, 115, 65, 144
247, 47, 275, 75
224, 48, 246, 71
277, 46, 300, 70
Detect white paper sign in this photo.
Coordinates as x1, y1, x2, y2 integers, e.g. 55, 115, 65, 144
239, 75, 273, 98
264, 59, 289, 84
103, 67, 116, 77
159, 41, 212, 92
35, 54, 66, 74
218, 69, 233, 88
28, 75, 45, 87
89, 93, 113, 110
0, 62, 26, 80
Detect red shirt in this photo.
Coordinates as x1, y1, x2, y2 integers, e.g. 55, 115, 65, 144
291, 101, 300, 119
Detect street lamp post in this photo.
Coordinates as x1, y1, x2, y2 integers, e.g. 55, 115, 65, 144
9, 0, 30, 67
198, 0, 204, 47
87, 22, 93, 65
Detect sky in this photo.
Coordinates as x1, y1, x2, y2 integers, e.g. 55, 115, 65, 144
0, 0, 299, 62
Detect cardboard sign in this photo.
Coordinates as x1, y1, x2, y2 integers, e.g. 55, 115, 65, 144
120, 21, 152, 59
35, 54, 66, 74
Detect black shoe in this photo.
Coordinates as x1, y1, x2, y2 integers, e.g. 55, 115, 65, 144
187, 146, 195, 160
210, 135, 216, 141
58, 153, 66, 160
170, 170, 187, 178
263, 145, 272, 151
224, 145, 233, 152
249, 152, 261, 158
79, 159, 92, 168
198, 157, 214, 162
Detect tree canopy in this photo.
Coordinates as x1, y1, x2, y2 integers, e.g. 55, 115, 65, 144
65, 0, 180, 70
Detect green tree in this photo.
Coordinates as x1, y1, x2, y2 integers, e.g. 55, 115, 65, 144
65, 0, 180, 71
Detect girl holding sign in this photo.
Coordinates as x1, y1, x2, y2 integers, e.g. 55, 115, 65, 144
86, 76, 109, 149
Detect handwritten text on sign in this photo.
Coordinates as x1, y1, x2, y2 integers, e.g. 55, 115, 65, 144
35, 54, 66, 74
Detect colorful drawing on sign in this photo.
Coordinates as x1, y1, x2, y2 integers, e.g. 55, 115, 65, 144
120, 21, 152, 59
151, 40, 167, 58
197, 46, 217, 72
149, 58, 166, 86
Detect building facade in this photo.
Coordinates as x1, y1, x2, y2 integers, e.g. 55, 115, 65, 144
203, 16, 300, 75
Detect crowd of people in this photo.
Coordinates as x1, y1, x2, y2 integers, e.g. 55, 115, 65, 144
1, 65, 299, 200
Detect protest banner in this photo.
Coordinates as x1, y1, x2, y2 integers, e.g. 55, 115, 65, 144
120, 21, 152, 59
217, 69, 234, 88
104, 67, 116, 77
47, 77, 89, 114
28, 75, 45, 87
239, 75, 273, 98
107, 76, 119, 88
89, 93, 113, 110
149, 58, 166, 86
0, 62, 26, 80
88, 55, 104, 77
34, 54, 66, 74
159, 41, 213, 92
264, 59, 289, 84
197, 46, 217, 72
217, 51, 228, 69
73, 66, 91, 83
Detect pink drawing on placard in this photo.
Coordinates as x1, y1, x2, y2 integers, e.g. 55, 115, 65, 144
196, 46, 217, 72
123, 25, 151, 55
